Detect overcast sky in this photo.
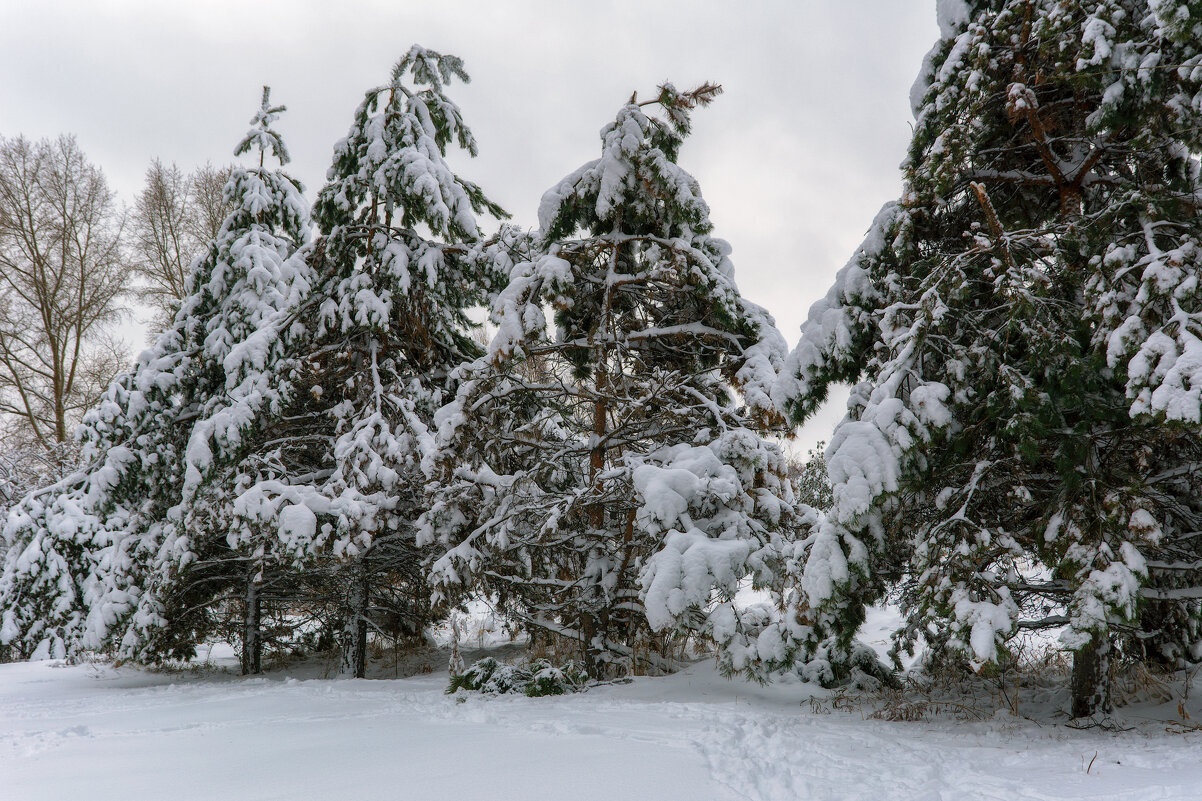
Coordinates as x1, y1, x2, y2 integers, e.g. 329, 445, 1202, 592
0, 0, 938, 451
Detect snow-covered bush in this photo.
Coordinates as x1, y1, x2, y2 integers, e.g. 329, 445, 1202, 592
447, 657, 587, 697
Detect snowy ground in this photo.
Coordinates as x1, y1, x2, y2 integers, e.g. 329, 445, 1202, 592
4, 642, 1202, 801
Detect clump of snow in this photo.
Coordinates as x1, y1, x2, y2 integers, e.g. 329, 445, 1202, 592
936, 0, 970, 39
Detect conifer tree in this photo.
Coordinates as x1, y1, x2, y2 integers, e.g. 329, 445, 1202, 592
0, 88, 313, 666
775, 0, 1202, 716
421, 85, 796, 678
2, 53, 505, 674
301, 45, 508, 676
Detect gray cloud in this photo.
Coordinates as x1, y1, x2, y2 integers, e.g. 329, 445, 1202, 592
0, 0, 938, 448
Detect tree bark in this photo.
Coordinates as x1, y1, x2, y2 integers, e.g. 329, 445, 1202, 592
339, 569, 369, 678
241, 577, 262, 676
589, 363, 608, 529
577, 612, 601, 679
1070, 634, 1111, 718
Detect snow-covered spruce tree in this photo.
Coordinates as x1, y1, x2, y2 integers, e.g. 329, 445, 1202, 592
789, 442, 833, 511
0, 88, 313, 668
421, 85, 798, 679
775, 1, 1202, 716
302, 45, 508, 676
182, 88, 317, 675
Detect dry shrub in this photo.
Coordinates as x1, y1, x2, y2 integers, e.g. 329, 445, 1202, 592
866, 688, 988, 722
1111, 661, 1177, 707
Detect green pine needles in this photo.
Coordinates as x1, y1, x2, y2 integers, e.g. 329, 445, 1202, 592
776, 0, 1202, 716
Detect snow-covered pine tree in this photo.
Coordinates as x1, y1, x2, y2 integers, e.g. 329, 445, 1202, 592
421, 85, 797, 678
774, 0, 1202, 716
302, 45, 509, 676
0, 87, 313, 668
183, 88, 315, 674
786, 442, 834, 518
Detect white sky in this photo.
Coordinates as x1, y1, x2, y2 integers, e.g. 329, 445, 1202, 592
0, 0, 938, 451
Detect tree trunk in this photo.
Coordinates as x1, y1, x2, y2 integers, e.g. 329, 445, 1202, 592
339, 569, 369, 678
241, 577, 262, 676
589, 363, 608, 529
1070, 634, 1111, 718
577, 612, 601, 679
588, 246, 616, 530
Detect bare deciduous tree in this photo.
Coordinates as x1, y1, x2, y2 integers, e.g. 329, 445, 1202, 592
130, 159, 190, 310
0, 134, 130, 448
188, 161, 233, 244
0, 441, 74, 511
131, 160, 234, 324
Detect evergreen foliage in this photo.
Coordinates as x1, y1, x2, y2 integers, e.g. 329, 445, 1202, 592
292, 44, 508, 675
11, 15, 1201, 721
446, 656, 587, 696
0, 47, 510, 674
790, 442, 833, 511
775, 0, 1202, 715
421, 85, 798, 679
0, 87, 313, 664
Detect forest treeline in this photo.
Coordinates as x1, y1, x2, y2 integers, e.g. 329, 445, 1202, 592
4, 1, 1202, 720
